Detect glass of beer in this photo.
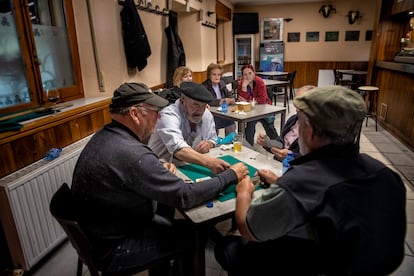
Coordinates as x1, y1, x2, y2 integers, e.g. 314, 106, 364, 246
233, 133, 243, 153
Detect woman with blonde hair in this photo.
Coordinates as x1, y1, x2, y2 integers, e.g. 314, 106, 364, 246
160, 66, 193, 104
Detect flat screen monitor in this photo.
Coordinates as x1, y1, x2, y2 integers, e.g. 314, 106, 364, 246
233, 13, 259, 34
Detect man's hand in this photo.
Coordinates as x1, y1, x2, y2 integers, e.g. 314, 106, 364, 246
206, 156, 230, 174
256, 169, 278, 185
256, 132, 266, 147
229, 162, 249, 182
163, 162, 176, 174
194, 140, 213, 153
236, 175, 254, 196
271, 148, 290, 161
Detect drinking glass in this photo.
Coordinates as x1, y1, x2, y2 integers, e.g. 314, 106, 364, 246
233, 133, 243, 153
46, 89, 60, 114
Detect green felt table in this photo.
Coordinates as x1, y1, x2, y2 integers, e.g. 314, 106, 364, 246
178, 155, 261, 201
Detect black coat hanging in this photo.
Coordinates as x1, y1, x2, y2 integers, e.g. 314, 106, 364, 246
120, 0, 151, 71
165, 11, 186, 88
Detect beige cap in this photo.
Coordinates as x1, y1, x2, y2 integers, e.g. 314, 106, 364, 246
293, 86, 367, 135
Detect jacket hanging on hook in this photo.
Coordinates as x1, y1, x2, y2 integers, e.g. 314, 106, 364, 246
165, 11, 186, 88
120, 0, 151, 71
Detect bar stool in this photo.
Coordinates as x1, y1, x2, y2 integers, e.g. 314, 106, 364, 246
358, 86, 379, 131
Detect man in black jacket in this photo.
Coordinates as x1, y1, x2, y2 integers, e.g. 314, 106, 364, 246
215, 86, 406, 276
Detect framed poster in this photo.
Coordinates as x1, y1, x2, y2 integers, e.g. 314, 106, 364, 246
325, 31, 339, 42
365, 30, 373, 41
261, 18, 283, 42
306, 31, 319, 42
345, 31, 360, 41
287, 32, 300, 42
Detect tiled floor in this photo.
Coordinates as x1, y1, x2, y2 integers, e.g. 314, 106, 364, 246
30, 102, 414, 276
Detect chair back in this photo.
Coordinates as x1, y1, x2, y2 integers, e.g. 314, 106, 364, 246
231, 79, 239, 99
50, 183, 100, 276
288, 70, 297, 99
288, 70, 296, 84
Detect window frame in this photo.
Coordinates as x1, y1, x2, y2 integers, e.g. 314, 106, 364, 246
1, 0, 83, 115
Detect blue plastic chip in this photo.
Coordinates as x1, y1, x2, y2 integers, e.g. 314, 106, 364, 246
44, 148, 62, 161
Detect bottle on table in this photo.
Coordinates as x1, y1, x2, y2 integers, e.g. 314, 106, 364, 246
221, 99, 228, 113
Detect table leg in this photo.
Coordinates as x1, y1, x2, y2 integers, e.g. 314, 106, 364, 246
279, 110, 286, 134
237, 121, 245, 137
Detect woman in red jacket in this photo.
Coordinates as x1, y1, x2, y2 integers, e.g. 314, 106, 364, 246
237, 64, 278, 145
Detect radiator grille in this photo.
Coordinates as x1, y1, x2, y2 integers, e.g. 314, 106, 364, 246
0, 135, 92, 270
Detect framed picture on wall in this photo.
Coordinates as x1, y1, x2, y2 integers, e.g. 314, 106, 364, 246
365, 30, 373, 41
345, 31, 360, 41
325, 31, 339, 42
306, 31, 319, 42
261, 18, 283, 42
287, 32, 300, 42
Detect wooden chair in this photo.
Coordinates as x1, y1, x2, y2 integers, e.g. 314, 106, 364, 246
50, 183, 183, 276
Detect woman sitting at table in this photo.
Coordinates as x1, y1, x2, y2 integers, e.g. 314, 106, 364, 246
237, 64, 278, 146
159, 66, 193, 104
202, 63, 236, 135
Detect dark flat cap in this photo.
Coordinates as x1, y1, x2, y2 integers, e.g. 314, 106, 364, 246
293, 86, 366, 135
180, 82, 214, 103
110, 82, 169, 109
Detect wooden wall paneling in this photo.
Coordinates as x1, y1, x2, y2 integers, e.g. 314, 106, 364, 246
54, 122, 73, 149
283, 61, 368, 88
375, 68, 414, 150
77, 116, 95, 138
0, 143, 16, 176
0, 98, 111, 178
392, 0, 414, 15
11, 136, 37, 170
33, 128, 57, 159
216, 1, 231, 21
90, 110, 105, 131
192, 71, 207, 83
69, 119, 82, 142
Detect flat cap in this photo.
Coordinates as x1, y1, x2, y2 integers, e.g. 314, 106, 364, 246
180, 82, 214, 103
293, 86, 367, 135
110, 82, 169, 109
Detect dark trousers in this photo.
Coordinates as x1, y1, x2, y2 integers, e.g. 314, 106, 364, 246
103, 220, 196, 276
214, 235, 322, 276
245, 116, 278, 146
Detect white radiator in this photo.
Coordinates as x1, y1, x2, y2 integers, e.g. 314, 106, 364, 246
0, 135, 92, 270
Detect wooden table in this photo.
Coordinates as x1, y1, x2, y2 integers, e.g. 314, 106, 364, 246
177, 146, 282, 276
210, 103, 286, 137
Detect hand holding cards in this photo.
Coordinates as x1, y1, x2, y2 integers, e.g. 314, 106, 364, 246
264, 135, 283, 149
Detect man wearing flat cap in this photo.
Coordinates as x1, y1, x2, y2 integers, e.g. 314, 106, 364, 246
149, 81, 231, 173
71, 82, 248, 275
215, 86, 406, 276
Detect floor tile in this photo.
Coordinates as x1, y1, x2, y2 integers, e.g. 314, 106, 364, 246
391, 255, 414, 276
